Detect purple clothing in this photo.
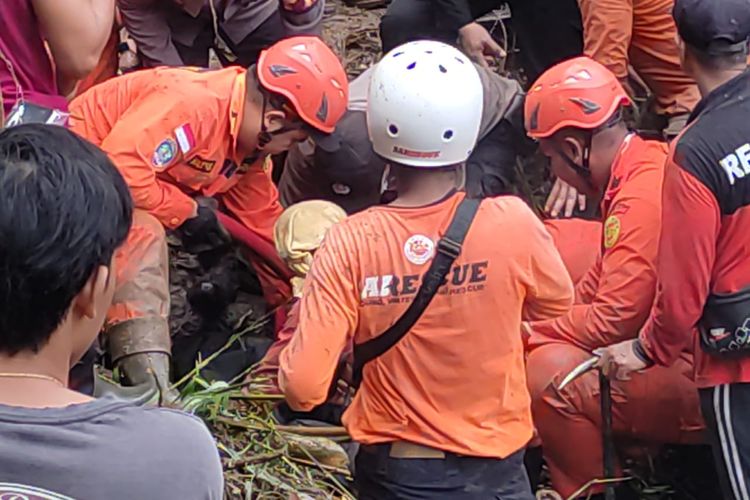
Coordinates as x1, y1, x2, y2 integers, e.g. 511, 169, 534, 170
0, 0, 68, 117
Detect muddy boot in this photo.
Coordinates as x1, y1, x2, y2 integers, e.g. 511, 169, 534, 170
107, 317, 180, 406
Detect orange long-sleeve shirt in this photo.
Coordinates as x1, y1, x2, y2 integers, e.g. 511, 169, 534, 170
69, 66, 281, 239
528, 134, 668, 351
279, 192, 574, 458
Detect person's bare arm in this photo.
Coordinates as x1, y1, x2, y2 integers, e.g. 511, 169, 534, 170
32, 0, 115, 81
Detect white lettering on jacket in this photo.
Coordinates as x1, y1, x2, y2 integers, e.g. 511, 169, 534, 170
720, 143, 750, 185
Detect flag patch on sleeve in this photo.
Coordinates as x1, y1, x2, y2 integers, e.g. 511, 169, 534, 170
174, 124, 196, 154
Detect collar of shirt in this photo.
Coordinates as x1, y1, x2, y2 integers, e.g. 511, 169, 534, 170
600, 132, 637, 213
688, 68, 750, 124
228, 70, 248, 165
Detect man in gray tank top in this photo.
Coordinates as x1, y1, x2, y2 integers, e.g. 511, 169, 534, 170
0, 124, 223, 500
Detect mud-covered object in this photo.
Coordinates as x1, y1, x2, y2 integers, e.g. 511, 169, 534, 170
167, 232, 273, 381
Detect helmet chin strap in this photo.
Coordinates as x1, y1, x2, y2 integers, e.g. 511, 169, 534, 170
556, 131, 595, 189
257, 92, 272, 148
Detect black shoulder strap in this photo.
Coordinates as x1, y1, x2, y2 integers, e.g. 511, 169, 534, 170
351, 197, 482, 388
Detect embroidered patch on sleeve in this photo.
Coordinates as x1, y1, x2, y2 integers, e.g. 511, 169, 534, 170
152, 138, 178, 168
603, 215, 621, 249
187, 156, 216, 173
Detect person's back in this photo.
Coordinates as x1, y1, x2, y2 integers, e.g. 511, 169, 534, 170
0, 396, 222, 499
306, 191, 573, 456
279, 40, 573, 500
0, 124, 223, 499
70, 66, 236, 145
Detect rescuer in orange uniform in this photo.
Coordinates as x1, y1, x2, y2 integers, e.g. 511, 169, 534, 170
68, 36, 348, 397
280, 40, 574, 499
577, 0, 699, 136
523, 57, 705, 498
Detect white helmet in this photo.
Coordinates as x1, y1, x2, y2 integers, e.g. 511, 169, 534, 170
367, 40, 483, 168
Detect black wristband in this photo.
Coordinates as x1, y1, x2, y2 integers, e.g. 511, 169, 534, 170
632, 339, 655, 367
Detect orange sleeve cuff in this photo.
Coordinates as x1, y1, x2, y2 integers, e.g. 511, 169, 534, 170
137, 184, 196, 229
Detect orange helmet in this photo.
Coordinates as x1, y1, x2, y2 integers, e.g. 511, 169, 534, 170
524, 56, 631, 139
257, 36, 349, 134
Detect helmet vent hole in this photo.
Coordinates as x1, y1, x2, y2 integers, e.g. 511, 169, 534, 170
439, 64, 447, 73
425, 50, 433, 54
443, 130, 454, 141
407, 62, 417, 70
393, 51, 404, 57
388, 124, 399, 137
455, 57, 465, 64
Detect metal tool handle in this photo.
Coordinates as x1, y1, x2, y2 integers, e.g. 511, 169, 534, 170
599, 369, 616, 500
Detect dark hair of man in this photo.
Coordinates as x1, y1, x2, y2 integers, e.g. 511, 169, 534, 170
388, 162, 463, 193
0, 124, 132, 355
685, 43, 749, 71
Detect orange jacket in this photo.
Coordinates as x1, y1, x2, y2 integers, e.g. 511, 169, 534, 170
528, 135, 668, 351
279, 193, 573, 458
69, 66, 281, 240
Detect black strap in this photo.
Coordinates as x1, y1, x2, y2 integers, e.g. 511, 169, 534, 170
351, 197, 481, 388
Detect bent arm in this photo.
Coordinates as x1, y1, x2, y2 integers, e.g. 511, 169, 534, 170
640, 163, 720, 365
32, 0, 115, 80
279, 226, 358, 411
530, 195, 660, 350
522, 209, 575, 321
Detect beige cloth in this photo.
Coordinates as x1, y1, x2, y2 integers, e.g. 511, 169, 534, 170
274, 200, 346, 296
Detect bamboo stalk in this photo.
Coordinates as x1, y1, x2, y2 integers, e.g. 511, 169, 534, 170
288, 457, 351, 477
224, 450, 284, 469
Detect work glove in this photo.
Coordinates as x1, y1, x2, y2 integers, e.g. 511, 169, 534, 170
178, 196, 232, 254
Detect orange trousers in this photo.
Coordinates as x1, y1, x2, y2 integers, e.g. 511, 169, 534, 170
527, 344, 705, 497
578, 0, 700, 116
107, 210, 170, 327
531, 217, 705, 497
108, 209, 290, 329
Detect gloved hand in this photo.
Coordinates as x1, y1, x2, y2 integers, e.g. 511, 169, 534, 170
178, 197, 232, 254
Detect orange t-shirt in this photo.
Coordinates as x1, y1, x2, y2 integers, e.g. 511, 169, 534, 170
279, 192, 574, 458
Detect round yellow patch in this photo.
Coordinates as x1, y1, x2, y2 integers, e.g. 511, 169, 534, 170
603, 215, 621, 249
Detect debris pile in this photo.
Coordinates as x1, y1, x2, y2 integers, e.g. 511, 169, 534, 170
179, 358, 353, 499
321, 0, 384, 78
